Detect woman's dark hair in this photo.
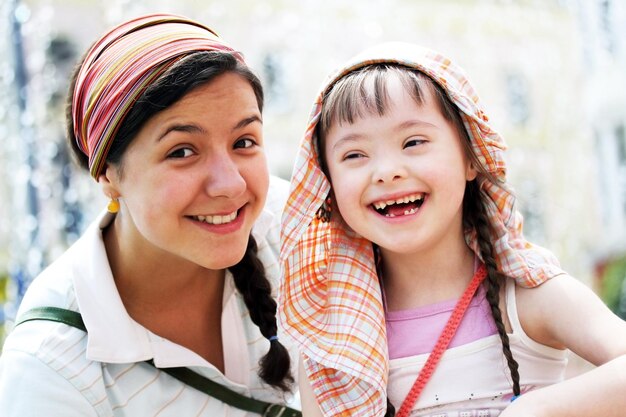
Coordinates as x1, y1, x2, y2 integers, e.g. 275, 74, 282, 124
65, 50, 293, 391
230, 236, 294, 391
317, 64, 520, 415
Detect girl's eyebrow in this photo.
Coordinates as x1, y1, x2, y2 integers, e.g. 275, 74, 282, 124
396, 119, 438, 131
331, 118, 438, 151
157, 114, 262, 141
331, 134, 365, 152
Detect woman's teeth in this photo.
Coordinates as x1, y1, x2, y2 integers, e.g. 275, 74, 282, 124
194, 210, 238, 225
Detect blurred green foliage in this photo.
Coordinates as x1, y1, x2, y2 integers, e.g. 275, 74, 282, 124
599, 256, 626, 320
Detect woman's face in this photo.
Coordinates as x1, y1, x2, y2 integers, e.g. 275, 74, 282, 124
103, 72, 269, 270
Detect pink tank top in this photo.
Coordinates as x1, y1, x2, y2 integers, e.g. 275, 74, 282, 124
385, 285, 497, 360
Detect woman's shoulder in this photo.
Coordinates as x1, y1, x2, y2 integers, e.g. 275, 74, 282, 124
16, 257, 79, 317
7, 215, 105, 352
5, 253, 81, 355
17, 211, 112, 316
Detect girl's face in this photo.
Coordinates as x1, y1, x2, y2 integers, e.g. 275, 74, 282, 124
102, 72, 269, 270
323, 73, 476, 257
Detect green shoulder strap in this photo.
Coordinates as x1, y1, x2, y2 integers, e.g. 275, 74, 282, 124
16, 306, 301, 417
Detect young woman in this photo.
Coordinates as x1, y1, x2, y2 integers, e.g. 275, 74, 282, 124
0, 14, 298, 417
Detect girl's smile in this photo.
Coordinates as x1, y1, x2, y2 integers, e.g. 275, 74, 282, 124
370, 192, 426, 218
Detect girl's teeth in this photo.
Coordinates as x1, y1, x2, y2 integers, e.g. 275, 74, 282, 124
384, 208, 417, 218
373, 193, 424, 210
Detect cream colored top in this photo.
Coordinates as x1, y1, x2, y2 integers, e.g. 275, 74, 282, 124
387, 279, 568, 417
0, 176, 297, 417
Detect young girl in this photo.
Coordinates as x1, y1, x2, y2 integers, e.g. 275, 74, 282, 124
0, 14, 300, 416
279, 42, 626, 417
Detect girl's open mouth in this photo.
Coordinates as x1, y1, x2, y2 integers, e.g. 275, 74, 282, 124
371, 193, 425, 217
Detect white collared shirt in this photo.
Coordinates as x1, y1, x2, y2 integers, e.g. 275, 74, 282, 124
0, 176, 296, 417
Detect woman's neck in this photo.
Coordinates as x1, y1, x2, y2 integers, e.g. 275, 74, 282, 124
105, 218, 224, 301
103, 216, 227, 369
380, 238, 476, 311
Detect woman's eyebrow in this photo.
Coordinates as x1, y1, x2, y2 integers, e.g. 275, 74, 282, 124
157, 124, 205, 141
157, 115, 262, 141
232, 115, 262, 131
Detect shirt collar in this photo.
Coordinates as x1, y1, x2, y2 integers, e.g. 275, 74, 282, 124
72, 210, 242, 371
252, 204, 275, 242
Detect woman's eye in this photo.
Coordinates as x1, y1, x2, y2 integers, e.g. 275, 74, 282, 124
167, 147, 194, 159
234, 138, 256, 149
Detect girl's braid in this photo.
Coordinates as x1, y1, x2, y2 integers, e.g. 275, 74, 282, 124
384, 398, 396, 417
229, 236, 294, 391
464, 181, 521, 396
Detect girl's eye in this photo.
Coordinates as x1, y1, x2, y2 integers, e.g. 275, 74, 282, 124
404, 138, 426, 148
343, 152, 365, 160
234, 138, 256, 149
167, 147, 194, 159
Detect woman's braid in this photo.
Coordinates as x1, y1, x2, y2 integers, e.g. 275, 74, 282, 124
229, 236, 294, 391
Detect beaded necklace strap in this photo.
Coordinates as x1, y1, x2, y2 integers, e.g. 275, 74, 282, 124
396, 265, 488, 417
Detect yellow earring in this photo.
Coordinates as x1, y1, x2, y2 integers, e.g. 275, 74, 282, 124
107, 198, 120, 213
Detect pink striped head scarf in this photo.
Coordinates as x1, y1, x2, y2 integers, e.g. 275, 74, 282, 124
72, 13, 244, 178
279, 43, 564, 416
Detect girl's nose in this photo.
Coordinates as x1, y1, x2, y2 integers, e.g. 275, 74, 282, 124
373, 153, 408, 183
205, 155, 246, 198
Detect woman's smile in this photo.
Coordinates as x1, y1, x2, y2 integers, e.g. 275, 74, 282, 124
187, 205, 246, 234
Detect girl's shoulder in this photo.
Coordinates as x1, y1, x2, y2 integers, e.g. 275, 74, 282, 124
515, 272, 594, 320
514, 273, 626, 360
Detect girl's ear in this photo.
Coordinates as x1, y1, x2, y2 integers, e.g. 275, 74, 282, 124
97, 164, 121, 199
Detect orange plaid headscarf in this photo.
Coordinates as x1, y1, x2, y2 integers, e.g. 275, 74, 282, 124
279, 43, 564, 416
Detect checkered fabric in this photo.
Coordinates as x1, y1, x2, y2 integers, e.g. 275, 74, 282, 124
279, 42, 564, 416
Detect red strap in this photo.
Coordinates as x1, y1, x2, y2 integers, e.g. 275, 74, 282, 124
395, 265, 488, 417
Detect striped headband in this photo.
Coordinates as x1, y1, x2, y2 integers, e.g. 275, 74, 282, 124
279, 42, 565, 416
72, 13, 244, 178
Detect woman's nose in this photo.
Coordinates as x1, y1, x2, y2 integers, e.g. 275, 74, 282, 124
204, 154, 246, 198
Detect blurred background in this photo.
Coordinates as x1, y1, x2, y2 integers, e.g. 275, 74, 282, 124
1, 0, 625, 362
